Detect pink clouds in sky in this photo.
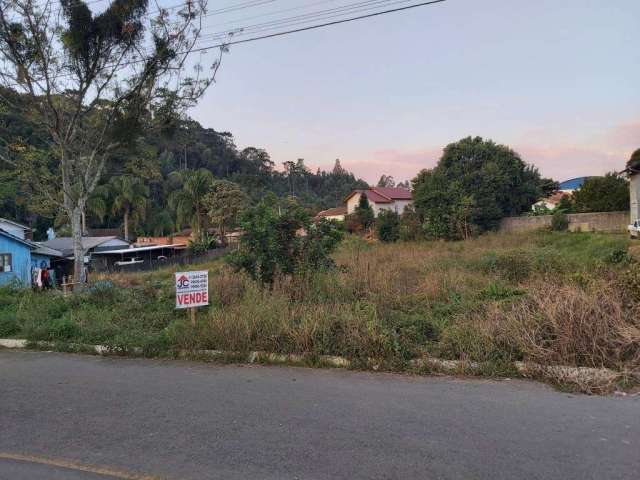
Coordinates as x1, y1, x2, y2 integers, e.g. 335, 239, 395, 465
336, 120, 639, 184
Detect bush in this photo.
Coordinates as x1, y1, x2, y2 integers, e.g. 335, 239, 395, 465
229, 197, 343, 285
551, 210, 568, 231
376, 210, 400, 242
399, 206, 422, 241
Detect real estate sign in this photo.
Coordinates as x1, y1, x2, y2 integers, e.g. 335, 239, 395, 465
175, 270, 209, 309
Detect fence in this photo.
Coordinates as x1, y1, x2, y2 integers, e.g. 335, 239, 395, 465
499, 211, 630, 233
94, 247, 232, 274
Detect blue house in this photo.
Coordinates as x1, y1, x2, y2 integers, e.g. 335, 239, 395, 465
0, 219, 63, 287
0, 228, 35, 287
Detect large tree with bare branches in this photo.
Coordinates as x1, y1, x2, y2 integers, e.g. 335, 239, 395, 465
0, 0, 221, 283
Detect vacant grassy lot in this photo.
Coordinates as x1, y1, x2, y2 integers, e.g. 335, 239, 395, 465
1, 231, 639, 392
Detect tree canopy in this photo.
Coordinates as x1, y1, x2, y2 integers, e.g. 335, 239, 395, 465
412, 136, 547, 239
573, 173, 629, 213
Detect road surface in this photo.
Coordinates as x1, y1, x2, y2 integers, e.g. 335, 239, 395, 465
1, 350, 638, 479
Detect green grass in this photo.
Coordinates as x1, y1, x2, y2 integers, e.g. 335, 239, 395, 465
1, 231, 638, 392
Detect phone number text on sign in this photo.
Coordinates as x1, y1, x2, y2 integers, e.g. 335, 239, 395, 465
175, 270, 209, 309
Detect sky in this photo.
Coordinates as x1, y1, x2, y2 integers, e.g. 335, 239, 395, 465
187, 0, 640, 184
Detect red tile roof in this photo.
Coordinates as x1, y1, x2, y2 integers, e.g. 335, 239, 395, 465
371, 187, 412, 200
542, 192, 570, 205
344, 187, 412, 204
317, 206, 347, 217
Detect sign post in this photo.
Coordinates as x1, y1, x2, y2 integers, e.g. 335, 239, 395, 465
175, 270, 209, 326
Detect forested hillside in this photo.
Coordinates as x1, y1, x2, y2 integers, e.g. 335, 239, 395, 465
0, 88, 367, 239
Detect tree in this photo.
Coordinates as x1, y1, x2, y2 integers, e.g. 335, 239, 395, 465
573, 173, 629, 213
355, 192, 375, 230
0, 0, 221, 282
169, 169, 214, 241
229, 196, 342, 285
399, 206, 422, 241
109, 175, 148, 241
551, 210, 569, 231
204, 180, 249, 242
377, 174, 395, 188
627, 148, 640, 170
555, 194, 574, 213
376, 210, 400, 242
413, 137, 545, 239
539, 178, 560, 197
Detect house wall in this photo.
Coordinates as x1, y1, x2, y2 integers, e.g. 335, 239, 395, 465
630, 174, 640, 222
499, 211, 630, 233
347, 193, 413, 217
391, 199, 412, 214
31, 254, 51, 270
0, 235, 32, 286
346, 193, 361, 214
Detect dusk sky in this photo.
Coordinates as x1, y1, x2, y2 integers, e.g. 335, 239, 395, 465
189, 0, 640, 184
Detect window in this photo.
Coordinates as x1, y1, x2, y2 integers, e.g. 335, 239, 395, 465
0, 253, 11, 273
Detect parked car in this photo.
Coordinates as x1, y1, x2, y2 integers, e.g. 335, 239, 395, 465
629, 220, 639, 239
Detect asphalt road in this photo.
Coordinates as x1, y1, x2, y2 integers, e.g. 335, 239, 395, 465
1, 350, 638, 480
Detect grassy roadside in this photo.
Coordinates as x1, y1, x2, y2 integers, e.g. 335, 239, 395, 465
1, 231, 639, 393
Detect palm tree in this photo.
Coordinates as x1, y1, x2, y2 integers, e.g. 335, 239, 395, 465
109, 175, 149, 241
168, 169, 214, 241
86, 184, 110, 235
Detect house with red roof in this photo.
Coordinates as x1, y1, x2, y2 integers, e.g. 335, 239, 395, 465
315, 206, 348, 222
344, 187, 413, 217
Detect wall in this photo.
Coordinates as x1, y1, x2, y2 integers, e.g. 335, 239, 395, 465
499, 211, 630, 233
346, 193, 361, 215
31, 254, 51, 270
0, 235, 32, 286
630, 174, 639, 222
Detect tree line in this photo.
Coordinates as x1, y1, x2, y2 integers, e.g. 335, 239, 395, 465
0, 88, 367, 241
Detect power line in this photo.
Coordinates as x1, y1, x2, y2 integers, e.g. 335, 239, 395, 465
189, 0, 446, 52
196, 0, 422, 43
3, 0, 446, 88
203, 0, 344, 30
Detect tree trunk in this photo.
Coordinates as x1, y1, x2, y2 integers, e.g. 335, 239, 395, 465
124, 207, 130, 242
70, 207, 85, 286
81, 211, 87, 235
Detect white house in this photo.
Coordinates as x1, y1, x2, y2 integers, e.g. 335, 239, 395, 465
532, 191, 570, 211
315, 206, 347, 222
345, 187, 412, 217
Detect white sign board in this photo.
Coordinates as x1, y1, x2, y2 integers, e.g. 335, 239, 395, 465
175, 270, 209, 309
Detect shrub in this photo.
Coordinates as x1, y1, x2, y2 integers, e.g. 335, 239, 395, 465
551, 210, 568, 231
376, 210, 400, 242
399, 206, 422, 241
229, 197, 343, 285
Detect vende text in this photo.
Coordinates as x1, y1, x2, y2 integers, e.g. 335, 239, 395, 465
176, 292, 209, 306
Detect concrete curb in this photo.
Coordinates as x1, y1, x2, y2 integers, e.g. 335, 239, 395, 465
1, 338, 630, 392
